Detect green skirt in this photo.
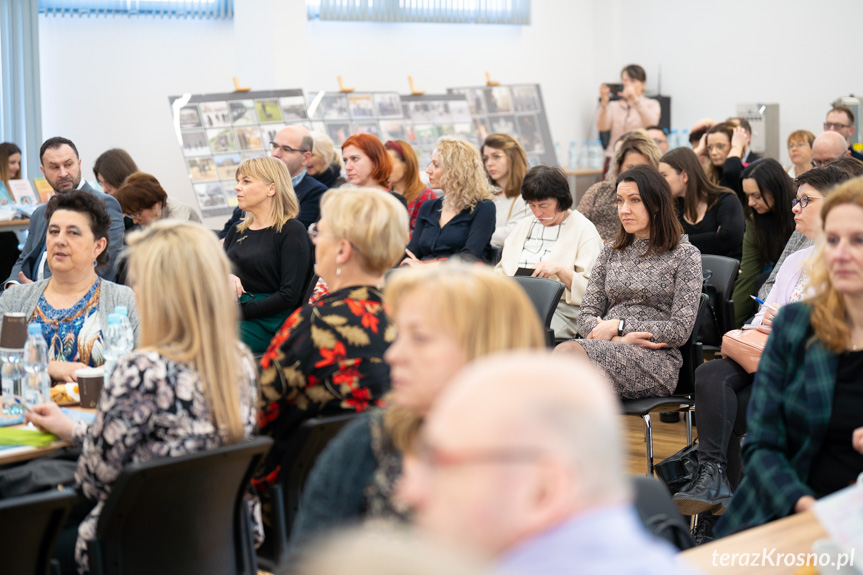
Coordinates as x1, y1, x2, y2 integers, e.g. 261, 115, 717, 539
239, 292, 292, 354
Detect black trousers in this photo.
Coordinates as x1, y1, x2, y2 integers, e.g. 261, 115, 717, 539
694, 358, 754, 488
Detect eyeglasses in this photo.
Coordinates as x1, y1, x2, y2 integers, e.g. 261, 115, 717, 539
824, 122, 852, 130
270, 142, 308, 154
792, 195, 822, 210
813, 158, 834, 168
787, 141, 810, 150
307, 222, 327, 241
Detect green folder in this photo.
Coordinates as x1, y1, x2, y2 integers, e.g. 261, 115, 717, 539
0, 428, 59, 447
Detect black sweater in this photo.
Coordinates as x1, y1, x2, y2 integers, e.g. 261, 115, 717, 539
677, 193, 745, 259
224, 219, 313, 320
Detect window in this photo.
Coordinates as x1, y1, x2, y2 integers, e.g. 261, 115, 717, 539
39, 0, 233, 18
307, 0, 530, 25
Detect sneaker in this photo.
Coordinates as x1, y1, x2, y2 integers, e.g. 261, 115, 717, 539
673, 462, 733, 516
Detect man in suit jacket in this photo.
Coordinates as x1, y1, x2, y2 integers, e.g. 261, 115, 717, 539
4, 137, 125, 288
218, 125, 329, 239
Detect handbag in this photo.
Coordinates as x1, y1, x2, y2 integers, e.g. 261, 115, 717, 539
654, 440, 699, 495
721, 328, 770, 373
698, 270, 722, 346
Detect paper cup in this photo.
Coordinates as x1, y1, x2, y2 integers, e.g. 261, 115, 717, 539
0, 313, 28, 349
76, 367, 105, 409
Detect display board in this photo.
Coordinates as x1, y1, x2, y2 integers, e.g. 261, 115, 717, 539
168, 89, 308, 217
447, 84, 556, 167
308, 91, 475, 172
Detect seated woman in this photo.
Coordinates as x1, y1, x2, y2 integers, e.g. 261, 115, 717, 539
25, 221, 257, 574
481, 133, 530, 247
578, 130, 661, 242
659, 147, 745, 258
92, 148, 138, 197
403, 136, 495, 264
695, 122, 748, 204
731, 159, 796, 326
307, 130, 346, 189
0, 190, 138, 383
672, 166, 850, 527
496, 165, 602, 340
224, 157, 314, 353
253, 188, 408, 501
340, 134, 407, 209
287, 261, 545, 553
385, 140, 436, 235
786, 129, 815, 178
113, 172, 201, 226
716, 177, 863, 537
556, 165, 702, 399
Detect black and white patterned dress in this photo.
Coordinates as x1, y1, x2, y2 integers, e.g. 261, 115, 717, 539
575, 237, 702, 398
71, 350, 257, 573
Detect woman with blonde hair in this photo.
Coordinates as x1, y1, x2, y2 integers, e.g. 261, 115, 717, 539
253, 188, 408, 506
577, 129, 661, 242
786, 129, 816, 178
287, 261, 546, 552
307, 130, 346, 189
482, 133, 530, 247
404, 136, 495, 263
224, 156, 313, 352
718, 178, 863, 536
385, 140, 435, 234
26, 221, 258, 573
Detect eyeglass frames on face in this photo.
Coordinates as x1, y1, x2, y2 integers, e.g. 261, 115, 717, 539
824, 122, 852, 130
792, 196, 822, 210
270, 142, 308, 154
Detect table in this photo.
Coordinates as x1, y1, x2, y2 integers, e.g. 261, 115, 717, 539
679, 512, 830, 574
0, 218, 30, 232
0, 406, 94, 466
564, 169, 603, 207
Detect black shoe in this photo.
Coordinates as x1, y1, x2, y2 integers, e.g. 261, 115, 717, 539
673, 462, 733, 516
691, 512, 717, 546
660, 411, 681, 423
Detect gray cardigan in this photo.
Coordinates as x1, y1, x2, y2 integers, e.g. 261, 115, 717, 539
0, 278, 139, 344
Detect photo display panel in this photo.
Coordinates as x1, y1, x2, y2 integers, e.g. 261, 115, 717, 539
447, 84, 556, 167
169, 89, 308, 217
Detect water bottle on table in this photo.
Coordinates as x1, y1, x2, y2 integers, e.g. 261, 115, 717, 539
103, 313, 129, 386
22, 322, 51, 406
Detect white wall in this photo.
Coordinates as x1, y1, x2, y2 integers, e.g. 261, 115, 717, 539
37, 0, 863, 228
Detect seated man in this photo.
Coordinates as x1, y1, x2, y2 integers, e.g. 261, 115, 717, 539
401, 352, 695, 575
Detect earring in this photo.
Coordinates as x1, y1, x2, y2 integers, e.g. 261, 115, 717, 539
336, 267, 341, 277
93, 259, 97, 266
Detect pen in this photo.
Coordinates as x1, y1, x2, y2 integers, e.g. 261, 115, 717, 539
750, 295, 780, 312
14, 397, 32, 412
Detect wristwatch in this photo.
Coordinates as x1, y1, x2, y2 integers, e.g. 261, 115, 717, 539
618, 319, 626, 337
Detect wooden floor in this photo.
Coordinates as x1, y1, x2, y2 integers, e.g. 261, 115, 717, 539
624, 408, 695, 476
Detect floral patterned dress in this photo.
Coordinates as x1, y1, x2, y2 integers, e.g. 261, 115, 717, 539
253, 285, 395, 497
71, 349, 257, 573
575, 237, 702, 398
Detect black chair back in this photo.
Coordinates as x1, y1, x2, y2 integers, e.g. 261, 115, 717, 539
700, 255, 740, 346
675, 293, 708, 396
632, 476, 695, 551
87, 436, 272, 575
0, 488, 77, 575
257, 414, 358, 573
512, 275, 565, 347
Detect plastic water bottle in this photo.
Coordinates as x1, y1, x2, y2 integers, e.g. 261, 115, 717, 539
680, 129, 690, 149
22, 323, 50, 407
668, 129, 678, 150
554, 141, 563, 167
102, 313, 128, 384
567, 141, 578, 170
591, 139, 604, 170
1, 348, 23, 414
113, 306, 135, 354
578, 140, 589, 170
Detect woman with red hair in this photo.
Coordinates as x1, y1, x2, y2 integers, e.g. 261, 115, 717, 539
342, 134, 393, 191
385, 139, 435, 235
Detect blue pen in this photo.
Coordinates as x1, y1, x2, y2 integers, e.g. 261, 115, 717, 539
750, 295, 780, 312
14, 397, 32, 412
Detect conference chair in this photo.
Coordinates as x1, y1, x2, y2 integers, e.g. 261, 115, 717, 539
512, 275, 565, 347
699, 254, 739, 351
256, 413, 359, 574
632, 476, 695, 551
86, 436, 272, 575
0, 488, 77, 575
621, 294, 707, 475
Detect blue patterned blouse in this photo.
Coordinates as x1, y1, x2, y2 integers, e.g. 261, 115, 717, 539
31, 279, 105, 367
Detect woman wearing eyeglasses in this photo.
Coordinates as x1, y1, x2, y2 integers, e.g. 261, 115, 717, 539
786, 130, 815, 178
223, 157, 314, 353
252, 188, 408, 516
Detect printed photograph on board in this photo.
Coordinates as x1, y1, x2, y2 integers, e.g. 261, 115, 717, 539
235, 126, 265, 151
353, 122, 381, 138
229, 100, 256, 125
181, 131, 210, 156
194, 182, 226, 208
221, 181, 239, 207
280, 96, 308, 121
214, 153, 242, 181
374, 93, 402, 118
380, 120, 408, 142
179, 105, 202, 129
517, 115, 544, 153
512, 85, 540, 113
187, 157, 218, 182
325, 122, 352, 146
490, 115, 517, 135
485, 87, 513, 114
315, 94, 349, 120
348, 94, 376, 119
200, 102, 231, 128
255, 99, 283, 123
207, 128, 238, 154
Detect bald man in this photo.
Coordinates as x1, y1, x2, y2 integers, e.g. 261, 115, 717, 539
218, 125, 328, 238
812, 131, 850, 168
401, 353, 694, 575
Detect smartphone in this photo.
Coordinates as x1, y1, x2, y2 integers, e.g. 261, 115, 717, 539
606, 83, 623, 101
